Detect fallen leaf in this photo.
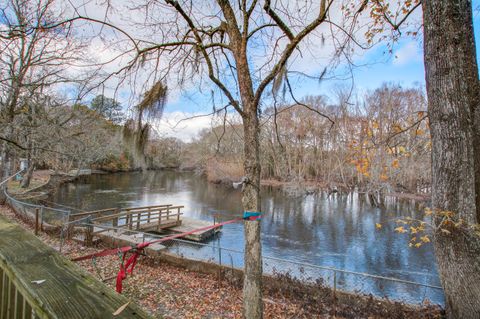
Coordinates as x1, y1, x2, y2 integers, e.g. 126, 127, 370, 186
394, 226, 407, 233
113, 301, 130, 316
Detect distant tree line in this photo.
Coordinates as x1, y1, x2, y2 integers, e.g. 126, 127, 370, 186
182, 83, 430, 198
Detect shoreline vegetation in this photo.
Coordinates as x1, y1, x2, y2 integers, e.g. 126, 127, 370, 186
0, 85, 432, 205
7, 168, 431, 203
203, 163, 431, 202
0, 204, 443, 318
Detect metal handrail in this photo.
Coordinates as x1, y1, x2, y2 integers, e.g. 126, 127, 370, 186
0, 169, 24, 187
4, 188, 70, 214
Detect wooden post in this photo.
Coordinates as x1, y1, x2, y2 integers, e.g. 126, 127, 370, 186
177, 207, 181, 223
67, 224, 74, 240
147, 210, 151, 223
8, 271, 15, 317
85, 224, 93, 247
113, 217, 118, 233
66, 214, 74, 240
136, 213, 140, 230
157, 210, 162, 231
35, 208, 39, 236
1, 270, 9, 318
166, 208, 170, 221
125, 209, 132, 230
40, 207, 44, 231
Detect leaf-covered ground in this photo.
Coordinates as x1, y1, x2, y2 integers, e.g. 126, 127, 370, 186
0, 205, 444, 318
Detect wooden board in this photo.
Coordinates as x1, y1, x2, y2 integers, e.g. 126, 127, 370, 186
166, 217, 220, 242
0, 215, 153, 319
138, 220, 181, 231
95, 230, 167, 256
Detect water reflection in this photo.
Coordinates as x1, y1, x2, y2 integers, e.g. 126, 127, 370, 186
52, 171, 443, 304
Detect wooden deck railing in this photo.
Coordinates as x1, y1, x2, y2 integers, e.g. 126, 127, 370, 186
91, 205, 183, 231
0, 215, 151, 319
69, 205, 184, 246
69, 204, 175, 222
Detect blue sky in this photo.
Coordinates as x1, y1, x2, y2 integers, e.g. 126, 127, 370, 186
165, 3, 480, 113
155, 3, 480, 140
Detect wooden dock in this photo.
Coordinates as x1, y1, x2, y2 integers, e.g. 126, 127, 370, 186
164, 217, 221, 241
0, 215, 151, 319
69, 204, 220, 245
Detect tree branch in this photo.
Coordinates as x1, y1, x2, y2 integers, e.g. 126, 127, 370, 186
285, 76, 335, 128
263, 0, 294, 40
165, 0, 243, 116
254, 0, 332, 107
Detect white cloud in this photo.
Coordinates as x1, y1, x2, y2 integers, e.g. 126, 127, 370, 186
152, 111, 241, 142
393, 41, 423, 66
56, 1, 424, 110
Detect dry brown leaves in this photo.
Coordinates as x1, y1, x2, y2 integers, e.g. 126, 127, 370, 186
0, 205, 443, 319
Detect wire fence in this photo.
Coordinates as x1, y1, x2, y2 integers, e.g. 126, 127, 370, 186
3, 192, 445, 307
4, 189, 70, 228
79, 222, 445, 307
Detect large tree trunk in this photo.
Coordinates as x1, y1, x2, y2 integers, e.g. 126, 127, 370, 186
21, 143, 35, 189
423, 1, 480, 317
20, 160, 34, 189
242, 111, 263, 319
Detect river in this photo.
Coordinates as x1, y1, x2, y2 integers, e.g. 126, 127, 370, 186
51, 170, 443, 305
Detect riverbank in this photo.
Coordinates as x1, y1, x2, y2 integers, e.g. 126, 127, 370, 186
0, 204, 443, 318
10, 168, 431, 204
7, 168, 140, 199
203, 160, 430, 201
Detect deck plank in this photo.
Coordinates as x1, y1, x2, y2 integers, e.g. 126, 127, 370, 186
0, 215, 153, 319
166, 217, 220, 241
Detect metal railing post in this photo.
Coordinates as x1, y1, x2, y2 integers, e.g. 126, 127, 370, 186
333, 270, 337, 318
218, 238, 222, 266
333, 270, 337, 296
40, 207, 44, 231
35, 208, 39, 236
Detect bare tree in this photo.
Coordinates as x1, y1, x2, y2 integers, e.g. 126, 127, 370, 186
66, 0, 360, 316
0, 0, 85, 196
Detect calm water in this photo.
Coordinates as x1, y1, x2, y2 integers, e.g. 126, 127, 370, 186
52, 171, 443, 304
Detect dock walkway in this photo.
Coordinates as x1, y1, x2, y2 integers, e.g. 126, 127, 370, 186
69, 204, 220, 246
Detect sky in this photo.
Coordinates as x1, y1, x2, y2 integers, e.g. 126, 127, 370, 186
4, 0, 477, 142
153, 3, 480, 142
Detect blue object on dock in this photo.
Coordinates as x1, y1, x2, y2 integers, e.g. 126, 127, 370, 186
243, 211, 262, 221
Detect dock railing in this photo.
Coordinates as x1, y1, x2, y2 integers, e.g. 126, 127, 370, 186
91, 205, 183, 231
67, 205, 184, 246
